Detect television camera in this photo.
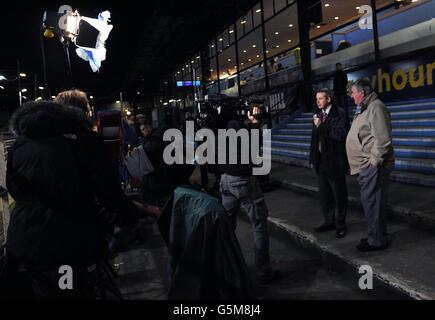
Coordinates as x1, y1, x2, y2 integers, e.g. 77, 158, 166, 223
197, 95, 268, 130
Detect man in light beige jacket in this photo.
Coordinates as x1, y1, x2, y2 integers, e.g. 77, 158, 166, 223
346, 78, 395, 252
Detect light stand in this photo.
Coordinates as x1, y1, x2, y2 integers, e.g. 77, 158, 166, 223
61, 36, 74, 88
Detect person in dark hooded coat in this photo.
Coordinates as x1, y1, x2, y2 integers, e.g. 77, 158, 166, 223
0, 94, 144, 299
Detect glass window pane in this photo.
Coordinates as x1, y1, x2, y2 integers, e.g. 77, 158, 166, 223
238, 27, 263, 70
218, 44, 237, 81
217, 33, 224, 52
237, 17, 245, 40
209, 58, 217, 82
229, 24, 236, 44
265, 3, 299, 58
275, 0, 287, 13
253, 2, 262, 28
223, 29, 230, 49
240, 62, 266, 95
244, 10, 253, 33
308, 0, 395, 39
209, 41, 216, 58
377, 0, 433, 43
263, 0, 274, 20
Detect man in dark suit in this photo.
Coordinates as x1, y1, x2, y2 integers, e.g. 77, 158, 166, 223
309, 88, 349, 238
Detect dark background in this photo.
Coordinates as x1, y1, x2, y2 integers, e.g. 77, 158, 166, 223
0, 1, 258, 106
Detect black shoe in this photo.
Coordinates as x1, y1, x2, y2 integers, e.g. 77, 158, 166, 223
257, 270, 281, 288
356, 241, 388, 252
335, 227, 347, 238
314, 223, 335, 233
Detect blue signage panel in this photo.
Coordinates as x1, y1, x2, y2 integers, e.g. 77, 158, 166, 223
176, 81, 201, 87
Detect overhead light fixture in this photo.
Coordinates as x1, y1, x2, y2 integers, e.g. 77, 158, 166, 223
241, 20, 246, 24
274, 32, 279, 35
35, 97, 43, 101
241, 62, 244, 65
334, 16, 339, 20
219, 38, 223, 41
229, 30, 234, 34
289, 24, 293, 28
22, 96, 27, 100
197, 56, 200, 59
227, 58, 231, 62
51, 96, 56, 99
19, 73, 27, 78
21, 88, 27, 93
316, 25, 321, 28
288, 39, 292, 42
243, 50, 247, 53
256, 54, 260, 57
356, 6, 360, 9
90, 95, 93, 99
324, 3, 330, 7
115, 100, 120, 103
0, 86, 4, 90
256, 9, 261, 13
248, 58, 252, 61
275, 45, 280, 48
0, 76, 5, 81
210, 69, 213, 71
252, 44, 256, 48
266, 50, 269, 53
38, 86, 44, 90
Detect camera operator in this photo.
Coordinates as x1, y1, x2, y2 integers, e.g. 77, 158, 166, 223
0, 91, 156, 299
218, 105, 279, 287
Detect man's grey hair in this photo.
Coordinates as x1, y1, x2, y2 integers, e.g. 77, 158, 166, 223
353, 78, 373, 96
316, 87, 332, 100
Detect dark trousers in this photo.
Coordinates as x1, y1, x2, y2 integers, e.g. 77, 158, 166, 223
317, 172, 348, 230
357, 165, 390, 247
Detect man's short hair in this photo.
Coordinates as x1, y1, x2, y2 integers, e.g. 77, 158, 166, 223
55, 90, 89, 113
336, 62, 342, 68
353, 78, 373, 96
316, 87, 332, 100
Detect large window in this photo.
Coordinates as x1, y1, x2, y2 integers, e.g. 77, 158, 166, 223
238, 27, 263, 70
208, 41, 216, 58
207, 57, 218, 84
376, 0, 434, 49
218, 44, 237, 80
263, 0, 275, 20
309, 0, 393, 40
253, 2, 262, 28
265, 3, 299, 58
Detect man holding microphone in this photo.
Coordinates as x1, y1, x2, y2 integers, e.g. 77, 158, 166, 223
309, 88, 349, 238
